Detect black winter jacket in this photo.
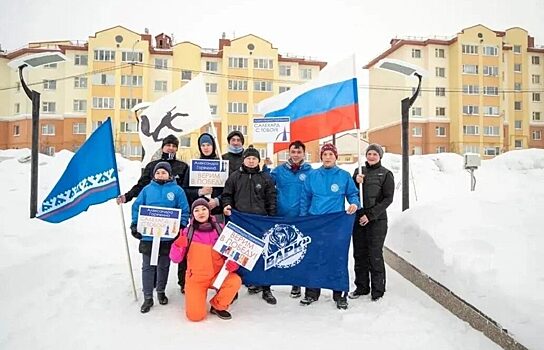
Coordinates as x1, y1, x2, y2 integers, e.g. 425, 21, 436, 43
222, 165, 277, 216
222, 151, 244, 175
352, 161, 394, 221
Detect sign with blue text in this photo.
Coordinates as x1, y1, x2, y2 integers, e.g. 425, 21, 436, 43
213, 221, 265, 271
189, 159, 229, 187
252, 117, 290, 143
137, 205, 181, 266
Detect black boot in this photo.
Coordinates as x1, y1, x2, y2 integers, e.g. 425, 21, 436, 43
348, 287, 370, 299
371, 292, 384, 301
290, 286, 301, 298
140, 298, 154, 313
210, 306, 232, 320
262, 290, 277, 305
157, 292, 168, 305
247, 285, 263, 295
300, 296, 317, 306
336, 296, 348, 310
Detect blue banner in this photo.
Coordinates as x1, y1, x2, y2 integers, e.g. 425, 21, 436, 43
230, 210, 355, 292
37, 118, 120, 223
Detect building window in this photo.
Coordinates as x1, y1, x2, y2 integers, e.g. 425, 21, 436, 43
483, 46, 498, 56
484, 147, 500, 156
435, 126, 446, 136
120, 121, 139, 133
435, 48, 445, 58
483, 106, 499, 116
74, 54, 88, 66
13, 125, 20, 136
253, 58, 273, 69
483, 126, 500, 136
92, 121, 104, 131
121, 51, 143, 63
93, 49, 115, 61
411, 49, 421, 58
228, 57, 248, 69
300, 68, 312, 80
436, 146, 446, 153
16, 82, 21, 92
14, 103, 20, 114
92, 73, 115, 86
155, 58, 168, 70
279, 86, 291, 93
411, 107, 422, 116
43, 80, 56, 90
435, 107, 446, 117
514, 64, 522, 73
435, 87, 445, 96
514, 101, 522, 111
464, 145, 480, 154
463, 85, 479, 95
120, 98, 142, 110
532, 130, 542, 140
412, 127, 422, 137
206, 83, 218, 93
42, 102, 56, 113
205, 61, 218, 72
279, 65, 291, 76
43, 146, 55, 156
463, 125, 479, 135
254, 80, 273, 92
514, 83, 522, 91
227, 125, 248, 135
43, 63, 57, 69
181, 71, 192, 81
533, 93, 541, 102
532, 75, 541, 84
228, 102, 248, 114
462, 44, 478, 55
462, 105, 479, 115
533, 112, 542, 121
513, 45, 522, 54
210, 105, 217, 115
483, 86, 498, 96
72, 123, 86, 134
462, 64, 478, 74
41, 124, 55, 135
121, 75, 143, 87
412, 146, 422, 155
228, 80, 248, 91
411, 87, 422, 96
154, 80, 167, 92
514, 139, 522, 149
435, 67, 446, 77
92, 97, 115, 109
73, 99, 87, 112
121, 144, 143, 157
483, 66, 499, 76
515, 120, 522, 129
532, 56, 541, 65
74, 76, 88, 88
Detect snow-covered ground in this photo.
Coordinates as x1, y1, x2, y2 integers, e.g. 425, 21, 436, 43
1, 148, 538, 349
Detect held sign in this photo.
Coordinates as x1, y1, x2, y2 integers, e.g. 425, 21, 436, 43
252, 117, 290, 143
213, 221, 265, 271
137, 205, 181, 266
189, 159, 229, 187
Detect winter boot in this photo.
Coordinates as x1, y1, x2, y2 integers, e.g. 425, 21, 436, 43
336, 296, 349, 310
247, 285, 263, 295
371, 293, 384, 301
140, 298, 154, 313
300, 296, 318, 306
210, 306, 232, 320
157, 292, 168, 305
348, 288, 370, 299
290, 286, 302, 298
262, 290, 277, 305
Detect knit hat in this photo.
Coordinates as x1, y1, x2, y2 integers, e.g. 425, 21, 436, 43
191, 198, 210, 213
366, 143, 384, 159
242, 145, 261, 161
227, 130, 245, 145
153, 161, 172, 176
162, 134, 179, 147
320, 143, 338, 159
199, 134, 213, 146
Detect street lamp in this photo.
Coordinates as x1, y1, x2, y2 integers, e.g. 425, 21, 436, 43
377, 59, 425, 211
8, 52, 67, 218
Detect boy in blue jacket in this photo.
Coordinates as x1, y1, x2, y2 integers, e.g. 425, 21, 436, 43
131, 162, 189, 313
300, 143, 359, 310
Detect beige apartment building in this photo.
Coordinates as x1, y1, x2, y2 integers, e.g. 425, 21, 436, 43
364, 24, 544, 158
0, 26, 326, 163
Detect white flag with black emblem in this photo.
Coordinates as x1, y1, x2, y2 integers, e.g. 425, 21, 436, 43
138, 74, 212, 164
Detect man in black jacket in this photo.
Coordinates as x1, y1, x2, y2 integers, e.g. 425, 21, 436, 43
222, 146, 278, 305
117, 134, 191, 292
222, 130, 245, 175
350, 144, 394, 301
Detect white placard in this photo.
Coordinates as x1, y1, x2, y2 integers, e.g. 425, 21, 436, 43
189, 159, 229, 187
137, 205, 181, 266
252, 117, 290, 143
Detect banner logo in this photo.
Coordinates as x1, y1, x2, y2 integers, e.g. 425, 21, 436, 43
262, 224, 311, 270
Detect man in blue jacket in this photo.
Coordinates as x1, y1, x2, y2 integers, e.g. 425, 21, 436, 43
271, 140, 313, 298
299, 143, 359, 310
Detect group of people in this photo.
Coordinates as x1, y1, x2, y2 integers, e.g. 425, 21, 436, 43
118, 130, 394, 321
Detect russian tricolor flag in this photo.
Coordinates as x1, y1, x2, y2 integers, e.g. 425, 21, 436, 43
257, 55, 360, 152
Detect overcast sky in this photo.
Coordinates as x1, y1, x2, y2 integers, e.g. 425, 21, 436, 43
2, 0, 543, 66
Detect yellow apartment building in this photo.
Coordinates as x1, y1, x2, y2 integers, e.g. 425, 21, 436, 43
364, 24, 544, 158
0, 26, 326, 163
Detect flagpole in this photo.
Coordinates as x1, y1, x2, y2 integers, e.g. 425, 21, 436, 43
352, 54, 363, 206
118, 205, 139, 301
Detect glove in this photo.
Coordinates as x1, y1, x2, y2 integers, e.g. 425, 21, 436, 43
130, 224, 142, 240
225, 260, 239, 272
175, 235, 188, 248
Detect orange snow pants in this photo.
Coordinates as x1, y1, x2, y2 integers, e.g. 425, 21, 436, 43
184, 242, 241, 322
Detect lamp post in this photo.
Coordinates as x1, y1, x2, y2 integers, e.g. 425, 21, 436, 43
8, 52, 67, 218
127, 40, 140, 159
377, 59, 424, 211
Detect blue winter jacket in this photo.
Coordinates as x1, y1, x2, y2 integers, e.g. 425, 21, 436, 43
300, 165, 360, 216
271, 162, 313, 217
131, 180, 190, 242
